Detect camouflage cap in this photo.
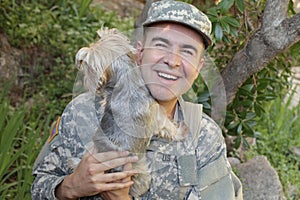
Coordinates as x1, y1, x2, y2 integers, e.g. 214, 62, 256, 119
143, 0, 212, 49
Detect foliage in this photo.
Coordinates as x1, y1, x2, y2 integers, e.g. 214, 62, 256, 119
206, 0, 243, 43
224, 55, 292, 149
0, 0, 135, 198
0, 82, 52, 199
0, 0, 135, 118
190, 0, 298, 149
245, 96, 300, 199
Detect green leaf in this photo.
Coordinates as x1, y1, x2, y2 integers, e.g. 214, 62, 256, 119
245, 112, 256, 120
222, 16, 240, 27
207, 7, 219, 18
214, 23, 223, 41
241, 136, 250, 149
237, 123, 243, 134
227, 120, 240, 130
254, 103, 266, 116
218, 0, 235, 11
234, 135, 242, 149
222, 34, 231, 43
242, 121, 255, 137
242, 84, 254, 92
235, 0, 245, 12
241, 100, 253, 107
257, 81, 269, 91
220, 17, 231, 33
230, 28, 238, 38
202, 102, 211, 109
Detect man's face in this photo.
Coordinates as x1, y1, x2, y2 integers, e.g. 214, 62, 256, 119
137, 22, 205, 104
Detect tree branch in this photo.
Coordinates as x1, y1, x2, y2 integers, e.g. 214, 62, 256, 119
262, 0, 289, 30
220, 1, 300, 105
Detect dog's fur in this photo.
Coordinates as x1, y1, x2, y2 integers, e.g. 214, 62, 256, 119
75, 27, 187, 197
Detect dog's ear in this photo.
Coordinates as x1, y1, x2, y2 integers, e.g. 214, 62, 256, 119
75, 47, 90, 70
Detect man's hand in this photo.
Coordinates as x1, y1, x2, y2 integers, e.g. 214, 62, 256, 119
100, 162, 134, 200
55, 150, 138, 200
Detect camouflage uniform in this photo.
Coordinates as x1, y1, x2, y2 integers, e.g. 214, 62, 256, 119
32, 1, 243, 199
31, 92, 242, 199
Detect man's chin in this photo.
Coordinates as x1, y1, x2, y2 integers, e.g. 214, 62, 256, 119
151, 92, 178, 103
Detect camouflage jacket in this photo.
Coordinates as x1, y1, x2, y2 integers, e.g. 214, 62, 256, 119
31, 92, 243, 200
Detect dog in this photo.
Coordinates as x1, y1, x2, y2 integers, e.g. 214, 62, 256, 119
75, 27, 187, 197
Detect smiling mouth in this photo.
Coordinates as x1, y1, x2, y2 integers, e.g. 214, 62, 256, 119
158, 72, 178, 80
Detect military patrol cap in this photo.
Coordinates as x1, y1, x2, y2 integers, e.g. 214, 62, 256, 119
143, 0, 212, 49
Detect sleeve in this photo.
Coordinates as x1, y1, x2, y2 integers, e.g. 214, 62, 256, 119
31, 114, 82, 199
31, 129, 71, 199
195, 114, 243, 200
31, 93, 98, 199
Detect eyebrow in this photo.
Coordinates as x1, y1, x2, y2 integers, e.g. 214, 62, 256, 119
151, 37, 198, 54
151, 37, 170, 45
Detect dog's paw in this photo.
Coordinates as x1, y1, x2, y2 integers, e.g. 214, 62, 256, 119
130, 172, 151, 197
130, 156, 151, 197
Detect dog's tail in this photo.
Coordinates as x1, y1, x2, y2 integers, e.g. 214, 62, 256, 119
75, 27, 136, 93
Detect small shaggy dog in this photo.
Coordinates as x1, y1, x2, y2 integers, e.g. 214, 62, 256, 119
75, 27, 187, 197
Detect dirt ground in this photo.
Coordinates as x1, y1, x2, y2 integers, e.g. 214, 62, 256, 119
92, 0, 145, 18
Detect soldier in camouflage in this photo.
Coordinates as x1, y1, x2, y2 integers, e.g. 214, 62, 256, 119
31, 0, 243, 199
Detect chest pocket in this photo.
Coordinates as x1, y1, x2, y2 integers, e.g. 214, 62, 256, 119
142, 149, 180, 200
140, 133, 201, 200
197, 155, 236, 200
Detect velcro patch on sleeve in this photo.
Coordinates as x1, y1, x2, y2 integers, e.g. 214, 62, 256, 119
48, 116, 61, 143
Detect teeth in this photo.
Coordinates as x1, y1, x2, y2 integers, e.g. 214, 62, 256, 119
158, 72, 177, 80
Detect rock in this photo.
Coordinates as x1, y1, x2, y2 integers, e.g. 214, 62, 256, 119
290, 146, 300, 157
235, 156, 286, 200
228, 157, 241, 167
0, 33, 23, 84
0, 32, 25, 105
294, 0, 300, 13
285, 67, 300, 108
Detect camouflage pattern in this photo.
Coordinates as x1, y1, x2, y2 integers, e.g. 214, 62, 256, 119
143, 0, 212, 49
31, 92, 242, 199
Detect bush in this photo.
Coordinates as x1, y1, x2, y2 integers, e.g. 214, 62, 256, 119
0, 0, 135, 198
0, 82, 53, 199
0, 0, 135, 119
246, 95, 300, 199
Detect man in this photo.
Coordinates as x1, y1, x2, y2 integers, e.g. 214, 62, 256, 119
31, 0, 243, 199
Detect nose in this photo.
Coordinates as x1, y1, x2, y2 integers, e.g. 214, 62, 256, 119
163, 50, 181, 68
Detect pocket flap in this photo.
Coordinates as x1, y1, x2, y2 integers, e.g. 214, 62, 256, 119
198, 155, 229, 190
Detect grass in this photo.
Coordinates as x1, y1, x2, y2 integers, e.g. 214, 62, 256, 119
245, 94, 300, 199
0, 82, 53, 199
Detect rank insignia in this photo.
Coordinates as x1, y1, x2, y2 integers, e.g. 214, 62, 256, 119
48, 116, 61, 143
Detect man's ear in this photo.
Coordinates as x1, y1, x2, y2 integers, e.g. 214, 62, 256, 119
196, 58, 204, 73
136, 41, 144, 65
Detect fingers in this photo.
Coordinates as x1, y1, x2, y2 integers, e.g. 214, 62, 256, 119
99, 156, 138, 172
123, 162, 133, 171
94, 170, 136, 183
85, 150, 131, 163
99, 180, 134, 192
121, 162, 133, 183
83, 150, 138, 174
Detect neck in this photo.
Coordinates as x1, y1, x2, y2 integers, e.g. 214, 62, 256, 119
157, 98, 178, 119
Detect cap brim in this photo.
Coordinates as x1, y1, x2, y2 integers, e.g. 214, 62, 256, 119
143, 20, 212, 49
